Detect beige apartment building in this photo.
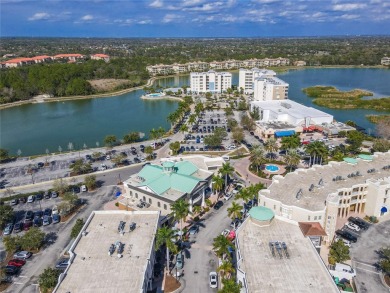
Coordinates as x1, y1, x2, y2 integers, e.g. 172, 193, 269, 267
381, 57, 390, 66
258, 152, 390, 243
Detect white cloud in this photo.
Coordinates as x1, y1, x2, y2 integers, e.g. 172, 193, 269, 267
339, 14, 360, 19
81, 14, 94, 21
333, 3, 366, 11
28, 12, 50, 21
162, 14, 182, 23
150, 0, 163, 8
138, 19, 152, 24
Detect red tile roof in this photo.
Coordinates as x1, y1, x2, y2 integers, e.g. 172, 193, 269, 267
5, 57, 34, 63
32, 55, 51, 60
299, 222, 327, 237
54, 54, 83, 58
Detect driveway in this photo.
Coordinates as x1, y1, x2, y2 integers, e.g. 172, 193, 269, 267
350, 219, 390, 293
180, 199, 235, 292
2, 186, 117, 293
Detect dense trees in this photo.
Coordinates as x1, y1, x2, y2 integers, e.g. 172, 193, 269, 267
4, 227, 45, 252
328, 240, 350, 265
39, 267, 61, 293
71, 218, 85, 238
0, 205, 14, 228
123, 132, 140, 143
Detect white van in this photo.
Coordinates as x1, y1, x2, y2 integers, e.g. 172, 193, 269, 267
222, 155, 230, 161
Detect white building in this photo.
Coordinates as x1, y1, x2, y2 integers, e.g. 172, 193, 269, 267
238, 68, 276, 94
190, 70, 232, 94
258, 152, 390, 243
381, 57, 390, 66
253, 76, 289, 101
54, 210, 160, 293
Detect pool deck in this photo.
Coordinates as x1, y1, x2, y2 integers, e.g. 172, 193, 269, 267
141, 94, 183, 101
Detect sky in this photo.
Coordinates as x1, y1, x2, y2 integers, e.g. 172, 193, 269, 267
1, 0, 390, 37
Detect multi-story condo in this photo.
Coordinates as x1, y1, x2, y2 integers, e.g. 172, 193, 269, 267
253, 76, 289, 101
190, 70, 232, 93
238, 68, 276, 94
258, 152, 390, 243
381, 57, 390, 66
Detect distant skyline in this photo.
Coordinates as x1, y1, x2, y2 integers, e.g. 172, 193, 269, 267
1, 0, 390, 38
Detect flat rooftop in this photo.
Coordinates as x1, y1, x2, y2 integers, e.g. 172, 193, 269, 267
236, 218, 338, 293
255, 76, 288, 86
260, 151, 390, 211
55, 211, 160, 293
251, 99, 333, 121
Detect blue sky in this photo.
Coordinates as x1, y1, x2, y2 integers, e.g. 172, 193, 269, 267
1, 0, 389, 37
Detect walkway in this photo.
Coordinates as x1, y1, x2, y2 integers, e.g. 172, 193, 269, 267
232, 156, 272, 187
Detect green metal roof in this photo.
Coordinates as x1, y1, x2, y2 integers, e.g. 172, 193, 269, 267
343, 157, 358, 165
136, 162, 202, 196
358, 154, 373, 161
249, 206, 275, 221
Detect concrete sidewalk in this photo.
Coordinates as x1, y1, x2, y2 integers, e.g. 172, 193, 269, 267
232, 156, 272, 187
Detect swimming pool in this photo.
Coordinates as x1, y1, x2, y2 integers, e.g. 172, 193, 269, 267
147, 93, 165, 97
265, 164, 280, 173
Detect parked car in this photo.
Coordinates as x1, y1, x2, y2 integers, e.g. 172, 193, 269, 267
27, 195, 35, 203
72, 187, 80, 194
43, 215, 52, 226
25, 210, 34, 221
52, 205, 59, 215
209, 272, 218, 289
8, 259, 26, 267
345, 221, 361, 232
3, 265, 20, 276
230, 218, 241, 229
188, 225, 199, 235
34, 210, 43, 218
224, 193, 233, 201
3, 223, 14, 235
213, 201, 224, 210
13, 222, 22, 233
44, 191, 51, 199
33, 218, 42, 227
19, 196, 27, 204
51, 191, 58, 198
10, 198, 19, 206
81, 185, 87, 192
334, 237, 351, 247
13, 251, 32, 260
176, 254, 184, 269
44, 208, 52, 217
35, 194, 43, 201
55, 258, 70, 270
23, 220, 33, 231
52, 214, 61, 224
335, 230, 357, 243
348, 217, 370, 230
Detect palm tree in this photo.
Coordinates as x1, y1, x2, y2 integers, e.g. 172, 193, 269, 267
265, 138, 278, 158
284, 149, 301, 171
305, 141, 328, 166
212, 235, 233, 259
192, 205, 202, 216
170, 199, 190, 241
246, 184, 262, 205
280, 135, 300, 153
180, 124, 188, 136
155, 227, 178, 273
149, 128, 159, 148
249, 145, 266, 172
188, 114, 197, 125
167, 112, 178, 127
236, 187, 252, 203
217, 260, 235, 279
157, 126, 165, 144
219, 278, 241, 293
212, 175, 224, 195
219, 162, 235, 191
227, 201, 243, 227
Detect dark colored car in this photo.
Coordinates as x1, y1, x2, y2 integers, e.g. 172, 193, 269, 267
19, 196, 27, 204
44, 208, 52, 217
10, 198, 19, 206
52, 214, 61, 224
44, 191, 51, 199
25, 211, 34, 221
33, 218, 42, 227
13, 222, 22, 233
348, 217, 370, 230
55, 258, 70, 270
335, 230, 357, 243
8, 259, 26, 267
72, 186, 80, 194
37, 162, 44, 168
213, 201, 224, 210
34, 210, 43, 218
23, 220, 33, 231
35, 194, 43, 201
3, 265, 20, 276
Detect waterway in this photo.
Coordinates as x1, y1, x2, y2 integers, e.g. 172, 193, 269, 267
0, 68, 389, 156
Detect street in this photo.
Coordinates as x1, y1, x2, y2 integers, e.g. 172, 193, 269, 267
181, 198, 234, 293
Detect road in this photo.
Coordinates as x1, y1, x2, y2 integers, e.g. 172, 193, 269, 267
181, 198, 234, 293
2, 186, 117, 293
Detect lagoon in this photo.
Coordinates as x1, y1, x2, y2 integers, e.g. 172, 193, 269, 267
0, 68, 389, 156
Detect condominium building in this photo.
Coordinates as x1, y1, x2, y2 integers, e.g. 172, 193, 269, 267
253, 76, 289, 101
258, 152, 390, 243
238, 68, 276, 94
381, 57, 390, 66
190, 70, 232, 93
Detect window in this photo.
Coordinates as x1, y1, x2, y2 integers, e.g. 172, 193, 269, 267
149, 198, 152, 204
314, 216, 317, 220
130, 191, 133, 196
158, 202, 161, 207
318, 216, 322, 220
308, 216, 311, 221
273, 205, 276, 210
163, 204, 167, 210
135, 193, 138, 199
143, 196, 146, 201
263, 202, 266, 207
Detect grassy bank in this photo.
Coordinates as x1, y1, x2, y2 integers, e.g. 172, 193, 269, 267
366, 114, 390, 123
303, 86, 390, 111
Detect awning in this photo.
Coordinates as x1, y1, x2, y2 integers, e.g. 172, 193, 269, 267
275, 130, 295, 137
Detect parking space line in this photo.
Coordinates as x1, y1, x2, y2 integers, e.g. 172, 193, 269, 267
356, 266, 379, 274
354, 260, 375, 267
13, 282, 24, 285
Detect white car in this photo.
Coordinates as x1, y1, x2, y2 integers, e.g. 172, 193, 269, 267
81, 185, 87, 192
209, 272, 218, 289
221, 229, 230, 237
335, 237, 351, 247
52, 205, 59, 215
27, 195, 35, 203
345, 222, 361, 232
224, 193, 233, 201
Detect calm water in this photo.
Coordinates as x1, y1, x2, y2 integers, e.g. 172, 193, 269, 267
0, 68, 389, 156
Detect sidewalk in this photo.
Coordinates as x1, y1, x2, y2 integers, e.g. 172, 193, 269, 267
233, 157, 272, 187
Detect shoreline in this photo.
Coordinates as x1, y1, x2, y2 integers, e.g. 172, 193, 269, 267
0, 65, 387, 110
141, 94, 184, 102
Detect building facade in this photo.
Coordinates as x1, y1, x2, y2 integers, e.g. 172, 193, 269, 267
381, 57, 390, 66
190, 71, 232, 93
91, 54, 110, 62
258, 152, 390, 243
253, 76, 289, 101
238, 68, 276, 94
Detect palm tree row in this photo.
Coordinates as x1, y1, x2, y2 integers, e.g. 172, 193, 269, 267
166, 99, 193, 127
304, 141, 329, 166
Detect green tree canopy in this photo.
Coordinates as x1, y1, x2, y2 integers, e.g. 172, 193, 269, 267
20, 227, 45, 251
328, 240, 350, 265
0, 148, 9, 161
169, 141, 181, 155
39, 267, 61, 293
84, 175, 97, 190
0, 205, 14, 228
123, 132, 140, 143
104, 135, 117, 147
71, 218, 85, 238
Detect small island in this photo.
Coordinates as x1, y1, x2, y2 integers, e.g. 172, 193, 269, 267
302, 86, 390, 111
366, 114, 390, 124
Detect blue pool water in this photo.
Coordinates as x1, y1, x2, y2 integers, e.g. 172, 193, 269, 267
148, 93, 164, 97
265, 165, 280, 172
